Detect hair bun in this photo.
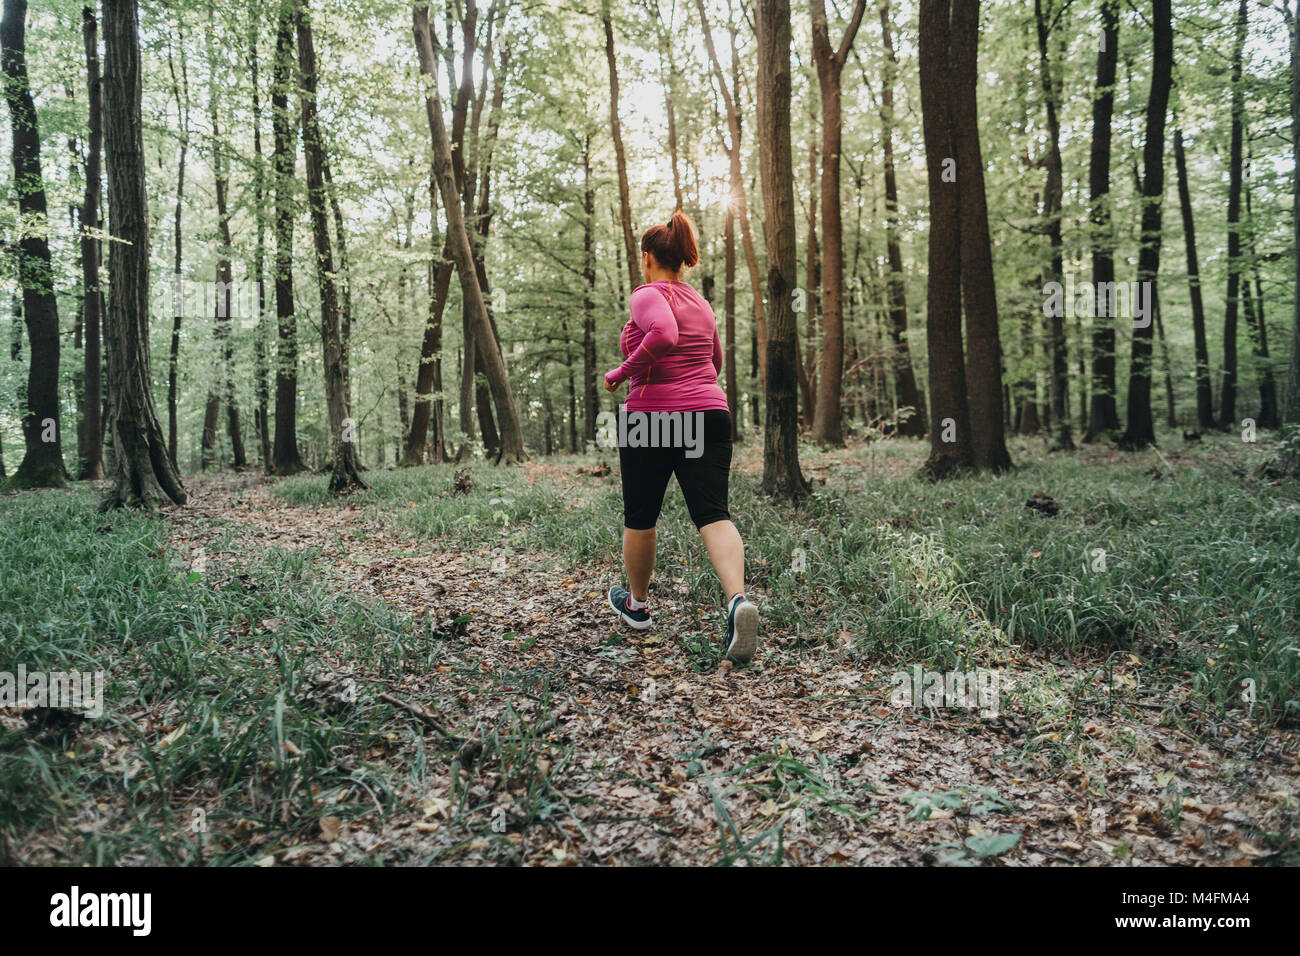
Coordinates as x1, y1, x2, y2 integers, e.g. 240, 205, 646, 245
642, 209, 699, 271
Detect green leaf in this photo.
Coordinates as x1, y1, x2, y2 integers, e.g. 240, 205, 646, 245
964, 832, 1020, 859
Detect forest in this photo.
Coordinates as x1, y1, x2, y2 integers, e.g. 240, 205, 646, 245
1, 0, 1298, 869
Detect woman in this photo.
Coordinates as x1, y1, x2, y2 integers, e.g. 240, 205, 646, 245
603, 210, 759, 664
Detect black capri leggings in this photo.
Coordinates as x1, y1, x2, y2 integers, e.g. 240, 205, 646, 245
618, 408, 733, 530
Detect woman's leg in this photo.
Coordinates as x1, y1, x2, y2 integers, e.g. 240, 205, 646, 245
623, 527, 656, 602
699, 519, 744, 600
618, 408, 674, 605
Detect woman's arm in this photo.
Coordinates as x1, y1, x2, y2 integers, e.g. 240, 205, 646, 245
605, 287, 679, 387
712, 325, 723, 376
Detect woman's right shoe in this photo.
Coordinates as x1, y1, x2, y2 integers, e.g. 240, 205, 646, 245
724, 594, 759, 664
608, 585, 652, 630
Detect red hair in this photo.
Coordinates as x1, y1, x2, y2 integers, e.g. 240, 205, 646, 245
641, 210, 699, 272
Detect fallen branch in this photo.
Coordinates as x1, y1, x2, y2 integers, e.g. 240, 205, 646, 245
378, 691, 459, 744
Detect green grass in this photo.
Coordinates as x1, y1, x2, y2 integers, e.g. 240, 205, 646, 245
1, 430, 1296, 864
0, 486, 424, 864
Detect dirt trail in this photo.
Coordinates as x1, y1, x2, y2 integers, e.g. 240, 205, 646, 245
166, 473, 1297, 866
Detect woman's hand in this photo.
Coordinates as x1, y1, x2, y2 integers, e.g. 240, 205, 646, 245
603, 370, 621, 392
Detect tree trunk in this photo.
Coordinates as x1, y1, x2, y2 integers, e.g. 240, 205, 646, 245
200, 393, 219, 469
402, 236, 453, 465
1119, 0, 1172, 450
952, 0, 1010, 471
878, 0, 925, 438
582, 137, 599, 444
1085, 0, 1120, 440
406, 3, 482, 466
271, 0, 306, 474
801, 140, 819, 428
562, 314, 578, 453
655, 15, 684, 214
2, 0, 67, 487
100, 0, 186, 509
323, 158, 352, 410
755, 0, 808, 499
1153, 291, 1176, 425
460, 325, 476, 440
203, 17, 245, 471
166, 28, 188, 471
602, 6, 640, 298
248, 0, 272, 471
725, 206, 740, 440
809, 0, 865, 446
1243, 149, 1279, 429
76, 4, 105, 479
918, 0, 972, 477
1174, 128, 1215, 431
472, 29, 509, 458
1269, 2, 1300, 477
697, 1, 767, 386
298, 0, 364, 492
1035, 0, 1072, 451
1219, 0, 1247, 430
414, 3, 526, 463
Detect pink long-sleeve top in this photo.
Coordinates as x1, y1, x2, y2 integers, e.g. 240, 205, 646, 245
604, 280, 730, 413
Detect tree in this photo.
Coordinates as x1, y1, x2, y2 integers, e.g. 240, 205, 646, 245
163, 20, 188, 470
1084, 0, 1120, 440
602, 4, 639, 298
697, 0, 767, 387
298, 0, 364, 492
918, 0, 971, 477
1119, 0, 1172, 450
413, 2, 526, 463
1034, 0, 1072, 451
1174, 128, 1215, 431
248, 0, 272, 470
78, 2, 104, 479
101, 0, 186, 509
809, 0, 866, 446
801, 142, 818, 427
1268, 1, 1300, 477
202, 9, 247, 472
915, 0, 1008, 475
878, 0, 926, 438
754, 0, 807, 499
2, 0, 67, 488
650, 2, 685, 213
1242, 148, 1278, 429
952, 0, 1010, 471
403, 1, 484, 467
270, 0, 307, 475
582, 135, 599, 445
1219, 0, 1247, 429
401, 216, 453, 465
724, 205, 740, 440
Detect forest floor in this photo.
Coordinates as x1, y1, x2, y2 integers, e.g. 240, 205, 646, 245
2, 433, 1298, 865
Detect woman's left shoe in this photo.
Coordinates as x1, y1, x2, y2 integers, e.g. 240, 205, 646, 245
724, 594, 759, 664
608, 586, 652, 630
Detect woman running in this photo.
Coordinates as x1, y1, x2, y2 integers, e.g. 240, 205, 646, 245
603, 210, 760, 664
